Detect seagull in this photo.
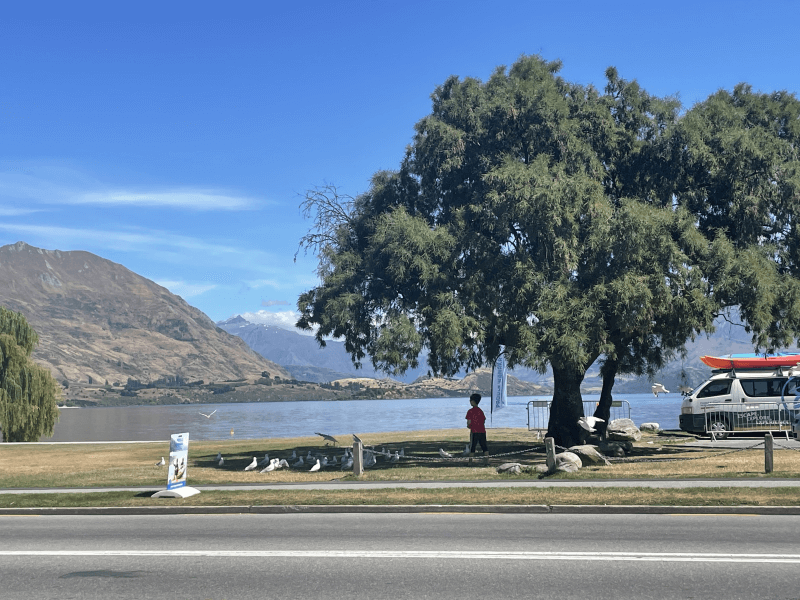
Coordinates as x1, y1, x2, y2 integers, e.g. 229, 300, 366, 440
307, 451, 314, 461
291, 450, 297, 459
341, 457, 353, 470
260, 458, 278, 473
389, 451, 400, 464
364, 453, 376, 468
461, 444, 470, 456
678, 385, 693, 395
215, 452, 222, 461
257, 454, 270, 466
244, 457, 258, 471
316, 432, 339, 446
199, 410, 217, 418
292, 456, 304, 468
399, 448, 405, 457
309, 459, 321, 472
155, 456, 165, 466
439, 448, 453, 459
352, 433, 364, 445
278, 459, 290, 469
577, 416, 605, 433
329, 455, 338, 466
652, 383, 669, 397
217, 456, 224, 467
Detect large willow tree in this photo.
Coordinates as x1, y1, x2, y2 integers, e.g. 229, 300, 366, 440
0, 307, 60, 442
298, 55, 795, 446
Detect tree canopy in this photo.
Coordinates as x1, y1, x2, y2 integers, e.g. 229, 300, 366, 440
0, 307, 61, 442
298, 55, 799, 446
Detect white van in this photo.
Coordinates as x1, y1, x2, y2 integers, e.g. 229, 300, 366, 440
679, 366, 800, 439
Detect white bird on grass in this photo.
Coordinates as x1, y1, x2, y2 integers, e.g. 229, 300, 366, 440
389, 451, 400, 464
260, 459, 279, 473
399, 448, 405, 457
199, 410, 217, 418
279, 459, 290, 469
461, 444, 470, 456
439, 448, 453, 459
652, 383, 669, 397
292, 456, 305, 468
257, 454, 270, 466
309, 459, 321, 472
577, 416, 605, 433
329, 455, 338, 466
217, 456, 225, 467
215, 452, 222, 461
291, 450, 297, 459
155, 457, 165, 466
341, 457, 353, 470
244, 457, 258, 471
316, 432, 339, 446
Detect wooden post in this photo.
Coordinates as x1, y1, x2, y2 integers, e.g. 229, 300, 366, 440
353, 440, 364, 476
545, 437, 556, 471
765, 433, 773, 474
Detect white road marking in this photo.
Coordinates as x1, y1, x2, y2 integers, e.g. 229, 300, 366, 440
2, 550, 800, 563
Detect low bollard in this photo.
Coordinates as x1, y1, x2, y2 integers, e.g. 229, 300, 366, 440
765, 433, 773, 474
353, 440, 364, 476
545, 437, 556, 471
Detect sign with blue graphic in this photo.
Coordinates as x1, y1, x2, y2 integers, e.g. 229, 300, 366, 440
167, 432, 189, 490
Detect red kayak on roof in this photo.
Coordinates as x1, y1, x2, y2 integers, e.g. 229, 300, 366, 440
700, 353, 800, 369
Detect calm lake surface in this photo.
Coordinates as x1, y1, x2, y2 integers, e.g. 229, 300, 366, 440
42, 393, 684, 442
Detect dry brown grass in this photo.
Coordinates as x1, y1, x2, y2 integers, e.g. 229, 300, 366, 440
2, 428, 799, 490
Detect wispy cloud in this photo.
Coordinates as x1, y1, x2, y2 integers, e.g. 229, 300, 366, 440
261, 299, 289, 307
154, 280, 217, 299
0, 204, 39, 216
77, 189, 258, 210
0, 169, 262, 211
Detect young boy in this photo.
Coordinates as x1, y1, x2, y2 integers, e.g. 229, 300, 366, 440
466, 393, 488, 465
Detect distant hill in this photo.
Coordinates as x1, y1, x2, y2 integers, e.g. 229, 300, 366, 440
216, 316, 428, 383
220, 312, 799, 395
0, 242, 289, 385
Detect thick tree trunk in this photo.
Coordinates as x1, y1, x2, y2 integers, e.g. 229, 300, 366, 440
546, 364, 585, 448
593, 360, 617, 439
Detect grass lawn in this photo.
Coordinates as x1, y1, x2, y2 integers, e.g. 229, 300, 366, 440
2, 428, 798, 507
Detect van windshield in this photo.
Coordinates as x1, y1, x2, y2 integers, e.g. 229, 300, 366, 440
696, 380, 732, 398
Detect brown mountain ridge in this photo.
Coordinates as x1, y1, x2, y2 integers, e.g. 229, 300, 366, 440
0, 241, 289, 385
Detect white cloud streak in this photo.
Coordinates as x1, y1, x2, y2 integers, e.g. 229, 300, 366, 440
154, 280, 218, 299
235, 309, 315, 335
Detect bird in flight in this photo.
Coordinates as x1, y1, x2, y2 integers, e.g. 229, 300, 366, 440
577, 416, 604, 433
316, 432, 339, 446
652, 383, 669, 397
199, 410, 217, 418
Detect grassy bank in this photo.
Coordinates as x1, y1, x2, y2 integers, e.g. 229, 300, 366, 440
2, 428, 798, 507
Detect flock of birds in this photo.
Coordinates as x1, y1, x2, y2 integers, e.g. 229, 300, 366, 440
209, 433, 411, 473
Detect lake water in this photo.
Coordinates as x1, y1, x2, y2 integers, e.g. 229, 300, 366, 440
39, 393, 684, 442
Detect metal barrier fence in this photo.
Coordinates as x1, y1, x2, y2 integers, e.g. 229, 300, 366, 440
703, 400, 800, 439
527, 399, 631, 431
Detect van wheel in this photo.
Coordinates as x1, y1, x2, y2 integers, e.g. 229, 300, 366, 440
708, 419, 730, 440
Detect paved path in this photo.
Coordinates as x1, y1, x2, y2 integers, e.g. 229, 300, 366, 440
4, 477, 800, 495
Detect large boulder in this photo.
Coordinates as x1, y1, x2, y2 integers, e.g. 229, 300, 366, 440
606, 418, 642, 442
568, 445, 611, 467
553, 451, 582, 473
598, 440, 632, 457
640, 422, 661, 432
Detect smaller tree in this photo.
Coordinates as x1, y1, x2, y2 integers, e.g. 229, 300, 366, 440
0, 307, 61, 442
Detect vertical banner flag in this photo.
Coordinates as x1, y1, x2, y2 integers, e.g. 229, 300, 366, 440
492, 345, 508, 417
167, 432, 189, 491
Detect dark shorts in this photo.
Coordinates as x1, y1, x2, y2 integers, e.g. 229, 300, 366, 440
470, 432, 487, 453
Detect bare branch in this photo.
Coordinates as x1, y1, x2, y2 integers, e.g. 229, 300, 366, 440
295, 184, 355, 262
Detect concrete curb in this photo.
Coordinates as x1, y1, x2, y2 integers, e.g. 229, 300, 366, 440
2, 504, 800, 516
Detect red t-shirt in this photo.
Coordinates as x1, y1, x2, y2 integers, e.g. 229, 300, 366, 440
466, 406, 486, 433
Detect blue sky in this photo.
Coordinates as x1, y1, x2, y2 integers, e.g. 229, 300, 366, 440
1, 1, 798, 331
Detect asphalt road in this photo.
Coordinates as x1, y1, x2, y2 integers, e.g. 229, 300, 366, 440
1, 513, 799, 599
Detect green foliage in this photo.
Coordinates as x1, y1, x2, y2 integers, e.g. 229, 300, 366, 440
298, 55, 798, 446
0, 307, 61, 442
